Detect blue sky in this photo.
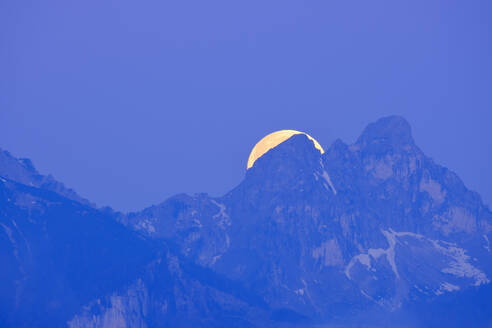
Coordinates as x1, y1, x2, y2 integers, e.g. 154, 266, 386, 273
1, 0, 491, 211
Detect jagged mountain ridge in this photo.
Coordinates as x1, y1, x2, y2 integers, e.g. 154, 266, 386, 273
0, 176, 282, 328
1, 116, 492, 327
126, 116, 492, 322
0, 149, 93, 206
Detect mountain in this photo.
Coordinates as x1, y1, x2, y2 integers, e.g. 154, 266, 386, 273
0, 149, 93, 206
0, 176, 282, 327
2, 116, 492, 327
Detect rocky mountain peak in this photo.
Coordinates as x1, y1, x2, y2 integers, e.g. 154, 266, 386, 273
246, 133, 322, 174
356, 115, 414, 151
222, 133, 338, 215
240, 133, 328, 193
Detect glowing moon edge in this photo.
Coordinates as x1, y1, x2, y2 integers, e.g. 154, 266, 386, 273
246, 130, 324, 169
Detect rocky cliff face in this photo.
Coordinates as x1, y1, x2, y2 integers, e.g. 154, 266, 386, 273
127, 116, 492, 324
1, 116, 492, 327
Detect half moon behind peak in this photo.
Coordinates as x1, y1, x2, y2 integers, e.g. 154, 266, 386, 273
247, 130, 324, 169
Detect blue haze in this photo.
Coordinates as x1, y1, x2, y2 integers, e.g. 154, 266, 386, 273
1, 0, 491, 211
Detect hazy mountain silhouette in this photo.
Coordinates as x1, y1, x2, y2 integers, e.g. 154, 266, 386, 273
1, 116, 491, 327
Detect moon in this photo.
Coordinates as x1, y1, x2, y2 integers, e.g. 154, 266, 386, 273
247, 130, 324, 169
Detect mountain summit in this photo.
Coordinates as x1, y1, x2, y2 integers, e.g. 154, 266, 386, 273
356, 115, 415, 149
1, 116, 491, 327
242, 133, 333, 196
248, 133, 322, 172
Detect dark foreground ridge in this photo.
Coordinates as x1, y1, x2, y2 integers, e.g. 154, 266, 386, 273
1, 116, 491, 327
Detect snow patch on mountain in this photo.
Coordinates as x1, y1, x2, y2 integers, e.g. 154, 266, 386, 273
345, 254, 372, 279
345, 229, 406, 279
345, 229, 488, 287
134, 218, 156, 234
321, 170, 337, 195
484, 235, 490, 252
431, 240, 489, 286
315, 160, 337, 195
211, 200, 227, 218
210, 200, 231, 229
